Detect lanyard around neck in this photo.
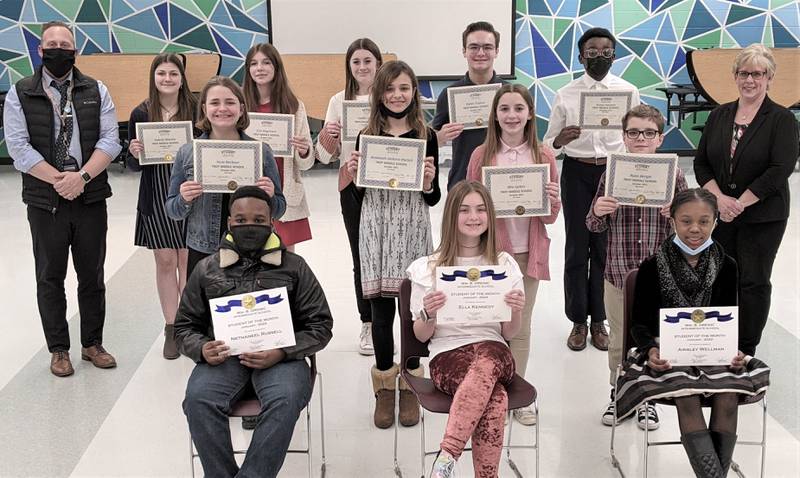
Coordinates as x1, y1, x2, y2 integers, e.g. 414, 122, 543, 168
42, 76, 74, 126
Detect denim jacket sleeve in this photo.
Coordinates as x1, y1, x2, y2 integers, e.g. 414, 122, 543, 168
261, 143, 287, 220
165, 142, 194, 221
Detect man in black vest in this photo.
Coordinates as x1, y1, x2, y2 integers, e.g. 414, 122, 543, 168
3, 21, 122, 377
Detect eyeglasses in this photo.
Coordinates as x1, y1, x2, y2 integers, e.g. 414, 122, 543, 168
583, 48, 614, 59
624, 129, 660, 139
466, 44, 496, 54
735, 70, 767, 80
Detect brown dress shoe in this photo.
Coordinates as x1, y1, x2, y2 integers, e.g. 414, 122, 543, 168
81, 345, 117, 369
50, 351, 74, 377
567, 323, 588, 351
590, 322, 610, 351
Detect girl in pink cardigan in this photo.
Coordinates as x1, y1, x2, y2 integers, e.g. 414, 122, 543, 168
466, 84, 561, 426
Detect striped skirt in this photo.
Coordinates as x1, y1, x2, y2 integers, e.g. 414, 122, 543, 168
615, 350, 770, 419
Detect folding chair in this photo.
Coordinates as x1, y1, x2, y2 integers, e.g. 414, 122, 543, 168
393, 278, 539, 478
610, 269, 767, 478
189, 355, 327, 478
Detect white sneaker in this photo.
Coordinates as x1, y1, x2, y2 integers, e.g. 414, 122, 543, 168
358, 323, 374, 356
512, 407, 537, 426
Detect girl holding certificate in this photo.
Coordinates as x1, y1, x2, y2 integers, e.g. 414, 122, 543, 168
407, 180, 525, 478
316, 38, 383, 355
127, 53, 196, 360
615, 188, 770, 478
242, 44, 313, 251
344, 60, 440, 429
466, 84, 561, 426
165, 76, 286, 277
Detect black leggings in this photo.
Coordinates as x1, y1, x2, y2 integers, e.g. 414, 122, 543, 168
371, 296, 419, 371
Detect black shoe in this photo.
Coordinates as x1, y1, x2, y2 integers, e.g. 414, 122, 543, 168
242, 416, 258, 430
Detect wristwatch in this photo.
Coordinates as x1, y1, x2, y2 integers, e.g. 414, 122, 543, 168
419, 308, 434, 323
79, 170, 91, 183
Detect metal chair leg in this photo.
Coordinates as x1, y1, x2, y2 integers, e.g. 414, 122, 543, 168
610, 368, 626, 478
306, 404, 313, 478
505, 409, 523, 478
189, 434, 196, 478
534, 399, 540, 478
317, 372, 327, 478
642, 402, 650, 478
420, 410, 427, 478
393, 374, 403, 478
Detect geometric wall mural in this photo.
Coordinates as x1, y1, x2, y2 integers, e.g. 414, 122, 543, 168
1, 0, 799, 157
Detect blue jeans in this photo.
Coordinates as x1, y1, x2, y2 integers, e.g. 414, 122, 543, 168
184, 358, 312, 478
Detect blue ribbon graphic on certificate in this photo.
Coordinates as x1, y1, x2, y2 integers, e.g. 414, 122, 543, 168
663, 310, 734, 323
439, 269, 508, 282
214, 294, 284, 313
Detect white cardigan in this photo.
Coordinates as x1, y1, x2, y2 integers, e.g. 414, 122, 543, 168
278, 100, 313, 222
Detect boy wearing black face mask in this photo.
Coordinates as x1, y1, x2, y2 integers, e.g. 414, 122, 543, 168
542, 28, 641, 353
3, 21, 122, 376
175, 186, 333, 478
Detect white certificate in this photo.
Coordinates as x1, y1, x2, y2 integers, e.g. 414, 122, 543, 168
605, 153, 678, 207
356, 135, 426, 191
193, 139, 262, 193
659, 306, 738, 366
135, 121, 193, 165
341, 100, 371, 143
245, 113, 294, 156
210, 287, 296, 356
482, 164, 550, 218
447, 83, 502, 130
578, 90, 633, 130
435, 265, 513, 325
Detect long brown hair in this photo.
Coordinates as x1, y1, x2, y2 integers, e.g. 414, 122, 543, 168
345, 38, 383, 100
146, 53, 196, 122
433, 180, 499, 269
481, 84, 541, 167
195, 76, 249, 133
242, 43, 299, 114
363, 61, 427, 140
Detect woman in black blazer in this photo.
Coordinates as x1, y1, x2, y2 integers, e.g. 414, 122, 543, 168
693, 44, 798, 356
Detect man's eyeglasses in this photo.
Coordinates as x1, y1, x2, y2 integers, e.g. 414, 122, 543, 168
735, 70, 767, 80
624, 129, 660, 140
583, 48, 614, 59
466, 44, 496, 54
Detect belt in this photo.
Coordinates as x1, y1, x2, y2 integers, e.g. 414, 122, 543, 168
565, 155, 607, 166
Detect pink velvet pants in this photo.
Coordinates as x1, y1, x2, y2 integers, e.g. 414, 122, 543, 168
429, 340, 515, 478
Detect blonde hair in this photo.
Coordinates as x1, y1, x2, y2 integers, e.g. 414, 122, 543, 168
363, 61, 428, 140
481, 84, 542, 168
732, 44, 776, 79
433, 180, 499, 270
196, 76, 249, 133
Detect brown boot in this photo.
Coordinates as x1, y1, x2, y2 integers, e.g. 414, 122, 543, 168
371, 364, 399, 429
163, 324, 179, 360
50, 351, 74, 377
398, 365, 423, 426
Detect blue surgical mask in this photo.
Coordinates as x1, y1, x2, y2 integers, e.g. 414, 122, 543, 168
672, 235, 714, 256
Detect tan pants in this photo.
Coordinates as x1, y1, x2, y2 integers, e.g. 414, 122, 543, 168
604, 280, 624, 386
509, 253, 540, 378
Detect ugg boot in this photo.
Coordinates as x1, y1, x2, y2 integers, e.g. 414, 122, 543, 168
371, 364, 399, 429
710, 430, 737, 476
163, 324, 179, 360
681, 430, 724, 478
398, 365, 423, 426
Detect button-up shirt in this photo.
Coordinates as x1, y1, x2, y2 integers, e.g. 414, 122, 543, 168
3, 68, 121, 173
543, 73, 640, 159
496, 138, 533, 253
585, 168, 688, 289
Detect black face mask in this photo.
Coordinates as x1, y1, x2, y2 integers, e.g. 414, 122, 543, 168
379, 101, 414, 119
230, 224, 272, 257
585, 56, 613, 79
42, 48, 76, 79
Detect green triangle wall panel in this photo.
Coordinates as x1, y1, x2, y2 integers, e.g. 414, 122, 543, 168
174, 25, 217, 51
76, 0, 107, 22
111, 26, 167, 53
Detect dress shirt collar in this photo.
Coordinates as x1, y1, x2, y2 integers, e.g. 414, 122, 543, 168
499, 137, 529, 155
579, 72, 614, 89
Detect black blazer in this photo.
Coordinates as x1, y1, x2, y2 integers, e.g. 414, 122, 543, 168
693, 96, 798, 223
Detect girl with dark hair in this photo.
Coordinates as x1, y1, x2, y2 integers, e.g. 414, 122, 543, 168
407, 180, 525, 478
127, 53, 196, 359
316, 38, 384, 355
242, 43, 313, 251
343, 60, 440, 429
615, 188, 770, 478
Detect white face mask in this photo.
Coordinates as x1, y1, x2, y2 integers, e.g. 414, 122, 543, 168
672, 234, 714, 256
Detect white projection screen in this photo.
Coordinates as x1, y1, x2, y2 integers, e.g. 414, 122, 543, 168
269, 0, 515, 79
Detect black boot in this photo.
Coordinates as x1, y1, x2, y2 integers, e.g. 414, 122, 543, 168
710, 431, 737, 476
681, 430, 724, 478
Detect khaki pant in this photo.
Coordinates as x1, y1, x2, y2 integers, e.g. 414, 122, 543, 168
509, 253, 540, 378
604, 280, 624, 386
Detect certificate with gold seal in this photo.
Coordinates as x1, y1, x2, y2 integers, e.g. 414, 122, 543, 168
209, 287, 296, 356
605, 153, 678, 207
447, 83, 502, 130
435, 265, 514, 325
135, 121, 193, 165
193, 139, 262, 193
481, 164, 550, 218
578, 90, 633, 130
355, 135, 426, 191
341, 100, 371, 143
245, 113, 295, 156
659, 306, 738, 366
